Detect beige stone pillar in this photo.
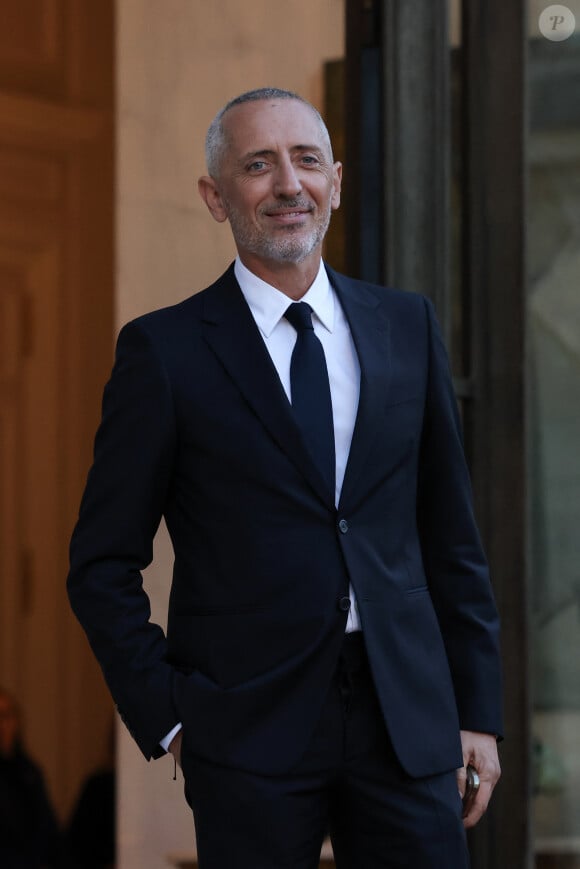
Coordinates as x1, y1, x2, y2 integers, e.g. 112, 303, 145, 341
116, 1, 344, 865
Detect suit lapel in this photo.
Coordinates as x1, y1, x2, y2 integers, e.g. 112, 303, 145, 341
327, 267, 392, 512
201, 266, 335, 507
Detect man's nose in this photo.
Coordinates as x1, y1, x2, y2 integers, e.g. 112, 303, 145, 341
273, 157, 302, 198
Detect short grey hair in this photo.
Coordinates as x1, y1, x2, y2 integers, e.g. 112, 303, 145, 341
205, 87, 333, 178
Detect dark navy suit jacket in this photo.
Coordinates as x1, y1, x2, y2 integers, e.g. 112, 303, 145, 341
68, 263, 503, 778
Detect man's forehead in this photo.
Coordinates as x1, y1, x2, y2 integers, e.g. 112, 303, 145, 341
223, 99, 322, 139
221, 100, 328, 163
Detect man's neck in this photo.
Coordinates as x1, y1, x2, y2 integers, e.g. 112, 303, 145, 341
237, 251, 322, 300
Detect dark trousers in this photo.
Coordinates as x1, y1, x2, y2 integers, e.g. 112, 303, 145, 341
181, 634, 469, 869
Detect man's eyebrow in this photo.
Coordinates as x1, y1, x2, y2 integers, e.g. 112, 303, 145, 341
239, 149, 276, 164
239, 144, 325, 164
292, 144, 324, 153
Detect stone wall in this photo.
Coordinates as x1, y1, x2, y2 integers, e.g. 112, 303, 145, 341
116, 1, 344, 865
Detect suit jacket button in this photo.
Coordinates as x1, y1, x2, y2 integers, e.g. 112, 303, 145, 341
338, 596, 351, 612
338, 518, 349, 533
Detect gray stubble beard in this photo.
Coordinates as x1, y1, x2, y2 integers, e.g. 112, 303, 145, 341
224, 199, 332, 264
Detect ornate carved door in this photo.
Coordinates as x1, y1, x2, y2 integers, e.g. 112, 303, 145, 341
0, 0, 114, 817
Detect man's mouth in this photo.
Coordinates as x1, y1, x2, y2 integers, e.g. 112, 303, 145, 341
263, 206, 312, 223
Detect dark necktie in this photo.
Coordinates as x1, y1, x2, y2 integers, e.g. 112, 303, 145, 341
284, 302, 335, 494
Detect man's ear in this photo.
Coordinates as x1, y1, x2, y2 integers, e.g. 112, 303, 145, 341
331, 162, 342, 211
198, 176, 228, 223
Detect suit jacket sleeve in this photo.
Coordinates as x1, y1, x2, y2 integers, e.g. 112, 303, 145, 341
418, 297, 503, 738
67, 319, 178, 759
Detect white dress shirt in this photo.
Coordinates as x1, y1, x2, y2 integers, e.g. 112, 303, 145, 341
160, 257, 361, 752
234, 257, 361, 514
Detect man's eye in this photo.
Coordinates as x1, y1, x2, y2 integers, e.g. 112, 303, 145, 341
301, 155, 319, 165
248, 161, 267, 172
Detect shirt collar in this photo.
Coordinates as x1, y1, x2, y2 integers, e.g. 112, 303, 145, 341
234, 257, 335, 338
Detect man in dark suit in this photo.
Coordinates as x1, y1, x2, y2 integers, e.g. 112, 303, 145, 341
68, 87, 502, 868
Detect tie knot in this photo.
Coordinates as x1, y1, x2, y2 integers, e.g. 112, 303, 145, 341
284, 302, 314, 332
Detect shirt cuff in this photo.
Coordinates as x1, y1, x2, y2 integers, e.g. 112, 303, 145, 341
160, 722, 182, 753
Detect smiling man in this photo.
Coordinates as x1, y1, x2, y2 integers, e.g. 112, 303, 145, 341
198, 96, 341, 285
68, 88, 503, 868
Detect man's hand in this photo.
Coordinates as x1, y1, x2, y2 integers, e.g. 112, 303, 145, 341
456, 730, 501, 829
169, 730, 183, 770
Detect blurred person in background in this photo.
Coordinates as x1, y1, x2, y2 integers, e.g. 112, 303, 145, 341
65, 721, 115, 869
0, 687, 62, 869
